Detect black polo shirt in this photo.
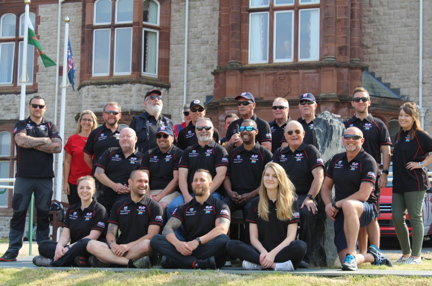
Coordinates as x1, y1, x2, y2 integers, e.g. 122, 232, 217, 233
344, 114, 391, 164
172, 195, 230, 242
246, 197, 299, 252
130, 111, 173, 153
272, 143, 324, 195
178, 140, 229, 193
63, 200, 107, 244
177, 121, 221, 150
268, 120, 287, 152
140, 145, 183, 190
227, 143, 272, 194
109, 196, 163, 244
226, 114, 272, 145
84, 124, 121, 165
326, 149, 377, 205
393, 130, 432, 193
95, 147, 143, 196
14, 117, 61, 178
298, 117, 318, 148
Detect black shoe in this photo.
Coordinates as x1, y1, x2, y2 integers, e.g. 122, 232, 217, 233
88, 255, 110, 268
74, 256, 89, 267
132, 256, 150, 268
160, 256, 177, 269
0, 252, 17, 262
298, 260, 310, 268
33, 255, 52, 267
195, 256, 216, 269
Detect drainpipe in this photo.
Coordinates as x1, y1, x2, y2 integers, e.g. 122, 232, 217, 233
183, 0, 189, 108
419, 0, 428, 129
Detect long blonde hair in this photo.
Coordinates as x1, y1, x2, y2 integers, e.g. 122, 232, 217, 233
258, 162, 297, 221
75, 110, 98, 134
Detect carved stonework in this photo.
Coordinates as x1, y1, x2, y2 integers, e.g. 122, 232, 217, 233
272, 76, 291, 98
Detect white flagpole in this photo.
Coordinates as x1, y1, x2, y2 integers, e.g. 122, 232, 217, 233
19, 0, 31, 120
55, 16, 69, 201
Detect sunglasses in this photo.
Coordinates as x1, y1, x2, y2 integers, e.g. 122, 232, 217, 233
196, 126, 212, 131
104, 111, 119, 115
239, 126, 257, 132
147, 95, 162, 100
183, 112, 190, 116
31, 104, 45, 109
352, 97, 369, 103
191, 108, 205, 112
237, 101, 253, 106
286, 129, 301, 135
299, 101, 315, 105
272, 106, 288, 110
343, 134, 362, 140
156, 134, 169, 139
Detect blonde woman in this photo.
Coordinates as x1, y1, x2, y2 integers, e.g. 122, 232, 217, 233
226, 162, 307, 270
64, 110, 98, 205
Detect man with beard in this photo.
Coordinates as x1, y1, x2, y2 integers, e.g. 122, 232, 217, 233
322, 127, 392, 271
94, 128, 143, 214
151, 169, 231, 269
223, 119, 272, 241
268, 97, 290, 152
177, 99, 220, 150
130, 89, 173, 153
166, 117, 228, 218
84, 102, 122, 169
87, 170, 163, 268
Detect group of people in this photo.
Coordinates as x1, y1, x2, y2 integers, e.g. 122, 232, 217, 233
0, 87, 430, 272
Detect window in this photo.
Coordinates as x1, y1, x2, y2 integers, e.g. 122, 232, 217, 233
92, 0, 160, 77
0, 12, 35, 86
0, 129, 15, 208
248, 0, 320, 64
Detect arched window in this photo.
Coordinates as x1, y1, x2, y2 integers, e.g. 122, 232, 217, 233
0, 130, 14, 207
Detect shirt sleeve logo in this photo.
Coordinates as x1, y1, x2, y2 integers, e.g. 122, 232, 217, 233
266, 133, 272, 139
367, 171, 376, 180
97, 222, 106, 229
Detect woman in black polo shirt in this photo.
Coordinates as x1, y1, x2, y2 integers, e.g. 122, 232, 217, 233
226, 162, 307, 270
33, 176, 107, 267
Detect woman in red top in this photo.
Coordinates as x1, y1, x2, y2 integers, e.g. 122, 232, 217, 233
63, 110, 98, 205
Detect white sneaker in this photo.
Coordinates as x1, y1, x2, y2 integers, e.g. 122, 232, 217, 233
274, 260, 294, 271
242, 260, 263, 270
404, 257, 422, 264
394, 256, 409, 263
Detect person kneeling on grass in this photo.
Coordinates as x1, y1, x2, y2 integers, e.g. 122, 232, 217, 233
33, 176, 107, 267
226, 162, 307, 271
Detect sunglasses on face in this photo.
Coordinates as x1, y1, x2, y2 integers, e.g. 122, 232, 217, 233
31, 104, 45, 109
191, 108, 205, 113
147, 95, 162, 100
272, 106, 288, 110
196, 126, 212, 131
286, 129, 301, 135
352, 97, 369, 103
237, 101, 253, 106
343, 134, 362, 140
239, 126, 257, 132
156, 134, 169, 139
104, 111, 119, 115
299, 101, 315, 105
183, 112, 190, 116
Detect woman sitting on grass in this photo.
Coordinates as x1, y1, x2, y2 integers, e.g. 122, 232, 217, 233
226, 162, 307, 270
33, 176, 107, 267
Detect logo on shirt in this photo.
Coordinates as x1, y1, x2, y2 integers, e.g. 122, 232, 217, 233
189, 150, 199, 158
39, 125, 47, 131
317, 158, 323, 164
97, 222, 106, 229
112, 154, 122, 162
150, 155, 159, 163
364, 123, 372, 130
293, 212, 300, 219
69, 211, 79, 220
222, 157, 228, 163
233, 155, 243, 164
119, 206, 130, 215
294, 153, 304, 162
186, 130, 195, 139
204, 205, 214, 214
205, 149, 213, 157
405, 135, 410, 142
335, 160, 343, 169
137, 205, 147, 215
186, 207, 196, 216
308, 123, 314, 130
84, 212, 93, 221
350, 162, 359, 171
266, 133, 272, 139
155, 215, 163, 223
220, 209, 229, 216
113, 133, 120, 140
270, 126, 276, 133
98, 133, 108, 141
250, 154, 259, 163
164, 154, 173, 162
129, 157, 138, 164
367, 171, 377, 180
279, 154, 288, 163
25, 123, 34, 130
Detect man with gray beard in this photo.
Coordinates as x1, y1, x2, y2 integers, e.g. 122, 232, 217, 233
130, 89, 173, 153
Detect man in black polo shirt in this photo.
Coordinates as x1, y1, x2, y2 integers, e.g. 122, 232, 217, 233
177, 99, 220, 150
343, 87, 392, 254
87, 170, 163, 268
140, 126, 183, 213
94, 128, 143, 214
223, 119, 272, 238
268, 97, 289, 152
151, 169, 231, 269
0, 95, 62, 262
166, 117, 228, 217
272, 120, 324, 265
225, 92, 272, 152
130, 89, 173, 153
297, 93, 318, 148
322, 127, 392, 271
84, 102, 122, 169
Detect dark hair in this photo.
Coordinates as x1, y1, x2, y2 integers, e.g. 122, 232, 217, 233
28, 95, 46, 105
396, 102, 423, 142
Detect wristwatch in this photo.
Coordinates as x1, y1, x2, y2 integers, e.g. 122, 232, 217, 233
306, 194, 314, 200
195, 237, 202, 245
332, 202, 341, 211
382, 169, 389, 175
419, 161, 424, 167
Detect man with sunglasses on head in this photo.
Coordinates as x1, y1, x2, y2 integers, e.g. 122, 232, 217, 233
268, 97, 290, 152
223, 119, 272, 242
177, 99, 220, 150
321, 127, 392, 271
84, 102, 122, 170
225, 92, 272, 152
140, 126, 183, 213
343, 87, 391, 258
1, 96, 62, 262
272, 120, 324, 266
130, 89, 173, 153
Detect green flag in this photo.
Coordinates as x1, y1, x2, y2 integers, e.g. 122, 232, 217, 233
27, 15, 56, 68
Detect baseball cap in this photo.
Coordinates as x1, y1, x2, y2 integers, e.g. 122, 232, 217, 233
190, 99, 205, 110
183, 103, 190, 113
298, 93, 316, 102
156, 126, 174, 136
144, 89, 162, 99
235, 92, 255, 103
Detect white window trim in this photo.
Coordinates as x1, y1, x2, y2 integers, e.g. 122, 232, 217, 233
249, 0, 270, 9
273, 10, 294, 63
143, 0, 160, 27
274, 0, 294, 7
94, 0, 112, 25
113, 27, 132, 75
248, 11, 269, 64
92, 28, 111, 76
0, 42, 15, 85
298, 8, 320, 62
0, 13, 16, 39
19, 12, 35, 37
115, 0, 133, 24
300, 0, 320, 5
142, 27, 159, 77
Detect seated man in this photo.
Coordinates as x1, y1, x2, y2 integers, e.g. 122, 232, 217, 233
151, 169, 231, 269
321, 127, 393, 271
86, 170, 163, 268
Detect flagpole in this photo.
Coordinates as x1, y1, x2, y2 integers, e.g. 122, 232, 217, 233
55, 16, 69, 201
19, 0, 30, 120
